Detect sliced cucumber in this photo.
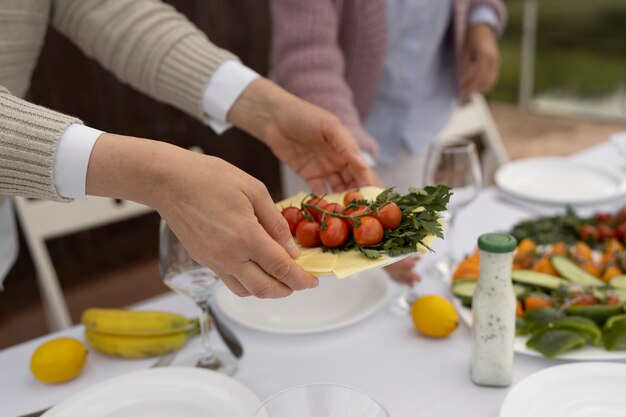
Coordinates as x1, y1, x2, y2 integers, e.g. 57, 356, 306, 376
452, 279, 526, 301
551, 255, 604, 286
512, 269, 564, 290
610, 275, 626, 290
451, 279, 477, 301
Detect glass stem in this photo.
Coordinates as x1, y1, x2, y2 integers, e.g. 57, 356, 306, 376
196, 300, 216, 360
446, 210, 456, 262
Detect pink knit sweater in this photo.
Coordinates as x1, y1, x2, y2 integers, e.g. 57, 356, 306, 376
270, 0, 506, 156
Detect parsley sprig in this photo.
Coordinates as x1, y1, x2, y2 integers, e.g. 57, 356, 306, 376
302, 186, 452, 259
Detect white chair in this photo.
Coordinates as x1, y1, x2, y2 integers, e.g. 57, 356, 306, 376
438, 93, 509, 181
14, 196, 153, 331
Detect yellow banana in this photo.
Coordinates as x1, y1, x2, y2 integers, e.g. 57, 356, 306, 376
82, 309, 195, 336
85, 330, 195, 358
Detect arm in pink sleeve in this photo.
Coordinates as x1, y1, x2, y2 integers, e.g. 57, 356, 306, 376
269, 0, 379, 157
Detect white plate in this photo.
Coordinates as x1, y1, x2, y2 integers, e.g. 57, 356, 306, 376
453, 299, 626, 361
500, 362, 626, 417
495, 157, 626, 205
215, 269, 388, 334
42, 367, 261, 417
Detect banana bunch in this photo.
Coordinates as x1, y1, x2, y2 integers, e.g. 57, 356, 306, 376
82, 309, 199, 358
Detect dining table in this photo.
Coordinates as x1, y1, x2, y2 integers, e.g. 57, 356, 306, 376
1, 136, 625, 417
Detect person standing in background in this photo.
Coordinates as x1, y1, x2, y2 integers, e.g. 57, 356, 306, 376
271, 0, 506, 285
0, 0, 375, 299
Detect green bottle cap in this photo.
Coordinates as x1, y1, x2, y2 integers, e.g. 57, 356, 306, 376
477, 233, 517, 253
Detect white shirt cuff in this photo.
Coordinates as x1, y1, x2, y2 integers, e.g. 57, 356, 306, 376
468, 5, 500, 33
53, 124, 104, 199
202, 60, 259, 134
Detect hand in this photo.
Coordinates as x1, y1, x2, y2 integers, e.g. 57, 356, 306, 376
86, 133, 319, 298
228, 78, 375, 195
461, 24, 500, 98
384, 255, 421, 287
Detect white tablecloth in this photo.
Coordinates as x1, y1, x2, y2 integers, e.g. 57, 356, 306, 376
2, 139, 625, 417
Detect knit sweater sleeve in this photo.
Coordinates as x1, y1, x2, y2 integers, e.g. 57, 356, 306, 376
0, 85, 81, 201
470, 0, 507, 35
270, 0, 379, 157
51, 0, 238, 123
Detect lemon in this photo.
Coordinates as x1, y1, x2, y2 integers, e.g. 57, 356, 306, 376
30, 338, 88, 384
411, 295, 459, 338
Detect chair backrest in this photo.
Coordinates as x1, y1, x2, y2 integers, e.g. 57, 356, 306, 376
14, 197, 153, 331
438, 94, 509, 182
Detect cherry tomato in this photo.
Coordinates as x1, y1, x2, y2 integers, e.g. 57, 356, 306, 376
598, 224, 615, 241
615, 223, 626, 242
281, 206, 305, 236
579, 224, 599, 242
594, 212, 614, 223
343, 191, 364, 206
373, 202, 402, 230
608, 293, 621, 305
320, 217, 349, 248
304, 197, 328, 222
570, 294, 599, 306
324, 202, 345, 213
353, 216, 384, 246
343, 205, 371, 231
295, 220, 321, 248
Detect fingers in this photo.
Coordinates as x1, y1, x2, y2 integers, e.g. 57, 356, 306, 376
326, 122, 374, 187
247, 223, 319, 291
220, 274, 252, 297
231, 262, 295, 299
247, 182, 300, 259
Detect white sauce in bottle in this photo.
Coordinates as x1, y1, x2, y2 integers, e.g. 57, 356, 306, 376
470, 233, 517, 387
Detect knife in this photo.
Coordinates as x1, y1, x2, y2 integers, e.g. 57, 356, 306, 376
208, 304, 243, 359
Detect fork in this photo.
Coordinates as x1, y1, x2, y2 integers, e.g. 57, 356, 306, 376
16, 351, 179, 417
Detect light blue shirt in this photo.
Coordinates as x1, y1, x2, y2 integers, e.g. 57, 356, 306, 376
365, 0, 498, 165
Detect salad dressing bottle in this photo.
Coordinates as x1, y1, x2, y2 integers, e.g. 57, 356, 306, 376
470, 233, 517, 387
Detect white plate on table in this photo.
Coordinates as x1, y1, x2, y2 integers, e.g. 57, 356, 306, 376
42, 367, 261, 417
500, 362, 626, 417
495, 157, 626, 205
453, 298, 626, 361
215, 269, 388, 335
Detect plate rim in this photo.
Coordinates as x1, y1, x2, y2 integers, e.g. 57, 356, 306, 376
42, 367, 261, 417
499, 362, 626, 417
215, 271, 389, 335
452, 298, 626, 361
495, 156, 626, 205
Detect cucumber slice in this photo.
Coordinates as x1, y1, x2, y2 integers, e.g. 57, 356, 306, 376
565, 304, 624, 326
513, 284, 528, 298
451, 279, 477, 299
547, 316, 602, 346
523, 307, 560, 332
551, 256, 604, 286
526, 329, 587, 359
603, 322, 626, 351
610, 275, 626, 290
604, 314, 626, 332
512, 270, 564, 290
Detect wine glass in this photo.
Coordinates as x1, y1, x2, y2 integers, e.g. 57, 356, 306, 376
159, 219, 237, 375
252, 384, 390, 417
423, 137, 482, 277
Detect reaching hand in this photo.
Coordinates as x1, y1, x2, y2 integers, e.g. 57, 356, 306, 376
86, 134, 319, 298
384, 255, 421, 287
229, 78, 375, 195
461, 24, 500, 98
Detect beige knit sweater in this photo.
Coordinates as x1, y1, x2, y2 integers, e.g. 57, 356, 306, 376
0, 0, 236, 202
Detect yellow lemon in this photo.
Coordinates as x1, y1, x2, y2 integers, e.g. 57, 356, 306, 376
411, 295, 459, 338
30, 338, 88, 384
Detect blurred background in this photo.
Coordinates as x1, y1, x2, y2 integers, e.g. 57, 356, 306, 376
1, 0, 624, 348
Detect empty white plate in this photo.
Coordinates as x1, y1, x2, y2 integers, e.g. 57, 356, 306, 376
495, 157, 626, 205
42, 367, 261, 417
215, 269, 388, 334
500, 362, 626, 417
